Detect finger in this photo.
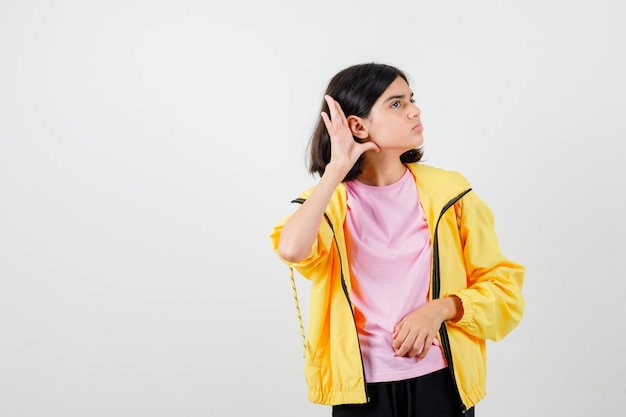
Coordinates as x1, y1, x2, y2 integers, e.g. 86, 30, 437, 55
324, 95, 340, 124
396, 337, 414, 357
392, 318, 406, 337
395, 330, 417, 356
333, 98, 348, 121
392, 335, 403, 350
417, 335, 434, 360
406, 333, 425, 357
416, 344, 431, 360
392, 325, 408, 349
320, 112, 333, 133
325, 95, 347, 127
408, 343, 422, 358
360, 141, 380, 153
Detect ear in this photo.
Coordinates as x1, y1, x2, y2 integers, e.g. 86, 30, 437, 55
347, 116, 368, 139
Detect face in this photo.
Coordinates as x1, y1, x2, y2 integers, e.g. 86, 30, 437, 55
362, 76, 423, 152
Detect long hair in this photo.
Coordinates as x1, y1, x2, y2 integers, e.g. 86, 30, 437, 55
308, 63, 423, 181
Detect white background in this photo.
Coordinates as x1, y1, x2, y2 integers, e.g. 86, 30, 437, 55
1, 0, 624, 416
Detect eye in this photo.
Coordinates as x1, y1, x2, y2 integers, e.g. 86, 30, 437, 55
391, 101, 401, 108
410, 98, 416, 104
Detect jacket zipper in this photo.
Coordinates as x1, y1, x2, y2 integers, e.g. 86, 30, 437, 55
291, 198, 370, 402
431, 188, 472, 414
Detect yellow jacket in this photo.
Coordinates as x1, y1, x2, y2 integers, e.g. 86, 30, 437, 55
270, 163, 525, 409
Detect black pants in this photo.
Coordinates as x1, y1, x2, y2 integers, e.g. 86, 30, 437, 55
332, 368, 475, 417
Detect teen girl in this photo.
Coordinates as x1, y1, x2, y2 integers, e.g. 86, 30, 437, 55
270, 63, 525, 417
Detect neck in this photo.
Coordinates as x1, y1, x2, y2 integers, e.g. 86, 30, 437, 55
356, 157, 407, 186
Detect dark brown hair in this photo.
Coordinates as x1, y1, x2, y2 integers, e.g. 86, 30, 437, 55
307, 63, 423, 181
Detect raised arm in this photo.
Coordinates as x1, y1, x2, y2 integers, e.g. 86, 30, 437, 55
277, 95, 379, 263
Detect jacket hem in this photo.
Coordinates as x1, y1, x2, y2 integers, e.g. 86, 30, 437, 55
461, 384, 486, 410
308, 387, 368, 406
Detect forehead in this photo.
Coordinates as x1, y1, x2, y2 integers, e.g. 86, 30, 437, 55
377, 76, 412, 102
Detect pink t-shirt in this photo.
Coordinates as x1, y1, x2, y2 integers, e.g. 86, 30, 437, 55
344, 168, 446, 383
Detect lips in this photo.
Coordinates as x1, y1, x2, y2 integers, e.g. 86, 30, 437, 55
412, 123, 423, 132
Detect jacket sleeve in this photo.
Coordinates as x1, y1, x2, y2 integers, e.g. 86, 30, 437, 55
269, 213, 335, 281
446, 191, 526, 341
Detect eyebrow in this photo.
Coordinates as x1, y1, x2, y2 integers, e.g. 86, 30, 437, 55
383, 92, 414, 103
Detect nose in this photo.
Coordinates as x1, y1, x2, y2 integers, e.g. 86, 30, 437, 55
408, 104, 421, 119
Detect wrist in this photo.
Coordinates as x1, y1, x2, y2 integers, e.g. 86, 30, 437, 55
323, 162, 350, 181
436, 296, 463, 323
